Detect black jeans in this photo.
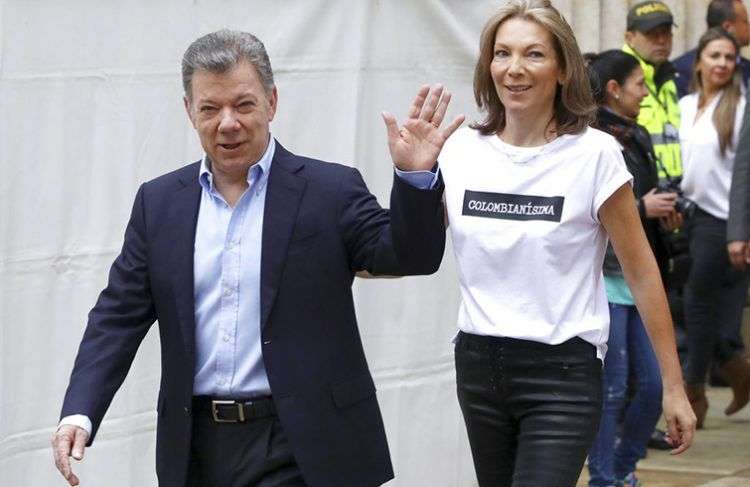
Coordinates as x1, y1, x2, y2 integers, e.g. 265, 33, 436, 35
186, 403, 306, 487
684, 207, 750, 384
455, 331, 602, 487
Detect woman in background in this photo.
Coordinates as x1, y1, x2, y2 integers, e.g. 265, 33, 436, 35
681, 27, 750, 428
585, 49, 679, 487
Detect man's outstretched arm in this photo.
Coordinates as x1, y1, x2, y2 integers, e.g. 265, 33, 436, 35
53, 185, 157, 485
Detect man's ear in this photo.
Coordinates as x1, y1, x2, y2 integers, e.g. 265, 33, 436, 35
267, 86, 278, 122
624, 30, 635, 46
722, 19, 735, 35
183, 95, 196, 128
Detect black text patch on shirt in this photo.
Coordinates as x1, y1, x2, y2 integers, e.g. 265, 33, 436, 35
462, 190, 564, 222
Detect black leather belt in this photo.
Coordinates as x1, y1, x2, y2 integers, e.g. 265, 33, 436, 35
193, 395, 276, 423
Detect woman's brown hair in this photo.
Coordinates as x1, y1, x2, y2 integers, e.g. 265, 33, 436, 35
689, 27, 742, 156
471, 0, 596, 137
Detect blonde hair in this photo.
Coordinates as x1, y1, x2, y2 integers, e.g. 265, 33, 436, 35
471, 0, 596, 136
689, 27, 742, 156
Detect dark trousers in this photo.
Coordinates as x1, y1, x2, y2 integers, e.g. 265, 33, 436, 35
186, 404, 306, 487
456, 331, 602, 487
684, 208, 750, 384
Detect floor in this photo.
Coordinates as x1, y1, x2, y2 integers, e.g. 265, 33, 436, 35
576, 387, 750, 486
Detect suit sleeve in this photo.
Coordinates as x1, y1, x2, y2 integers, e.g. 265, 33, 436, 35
338, 167, 446, 276
673, 55, 690, 99
728, 91, 750, 242
60, 185, 157, 445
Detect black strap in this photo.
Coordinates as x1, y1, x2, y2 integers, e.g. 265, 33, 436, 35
192, 396, 277, 422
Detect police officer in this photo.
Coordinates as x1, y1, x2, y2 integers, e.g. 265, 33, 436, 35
623, 0, 681, 180
623, 0, 686, 450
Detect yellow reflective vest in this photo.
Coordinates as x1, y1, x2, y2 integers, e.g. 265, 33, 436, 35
622, 44, 682, 178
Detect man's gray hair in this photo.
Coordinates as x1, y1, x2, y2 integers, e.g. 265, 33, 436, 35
182, 29, 275, 98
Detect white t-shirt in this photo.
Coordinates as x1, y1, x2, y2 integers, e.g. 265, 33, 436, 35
440, 126, 632, 359
679, 92, 745, 220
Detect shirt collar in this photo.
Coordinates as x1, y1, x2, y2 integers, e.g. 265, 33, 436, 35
199, 135, 276, 194
622, 43, 655, 81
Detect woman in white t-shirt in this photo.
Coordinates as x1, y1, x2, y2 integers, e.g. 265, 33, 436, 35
680, 27, 750, 428
439, 1, 695, 485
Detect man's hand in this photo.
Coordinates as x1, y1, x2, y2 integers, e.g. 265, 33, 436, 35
382, 84, 464, 172
727, 240, 749, 271
642, 188, 677, 218
52, 424, 89, 486
662, 385, 697, 455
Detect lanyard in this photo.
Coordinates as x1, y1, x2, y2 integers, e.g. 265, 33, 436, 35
645, 82, 670, 117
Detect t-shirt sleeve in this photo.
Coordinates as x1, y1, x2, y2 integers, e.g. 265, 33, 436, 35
591, 136, 633, 222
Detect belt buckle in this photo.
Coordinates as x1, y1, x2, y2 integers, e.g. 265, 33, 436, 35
211, 400, 245, 423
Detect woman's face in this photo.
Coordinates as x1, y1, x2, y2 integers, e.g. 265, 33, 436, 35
697, 38, 737, 93
609, 66, 648, 120
490, 17, 563, 122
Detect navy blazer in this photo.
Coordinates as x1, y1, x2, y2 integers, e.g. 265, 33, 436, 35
60, 141, 446, 487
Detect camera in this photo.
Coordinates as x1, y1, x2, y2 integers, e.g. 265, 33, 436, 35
657, 179, 696, 218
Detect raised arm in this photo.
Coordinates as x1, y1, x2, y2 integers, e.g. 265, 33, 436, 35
382, 84, 464, 172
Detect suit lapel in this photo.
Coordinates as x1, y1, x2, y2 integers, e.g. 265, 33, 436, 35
167, 164, 202, 357
260, 143, 306, 330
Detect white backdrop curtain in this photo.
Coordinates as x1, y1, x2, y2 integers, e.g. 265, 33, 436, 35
0, 1, 716, 485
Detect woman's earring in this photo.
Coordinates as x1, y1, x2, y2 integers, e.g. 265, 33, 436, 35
614, 94, 620, 100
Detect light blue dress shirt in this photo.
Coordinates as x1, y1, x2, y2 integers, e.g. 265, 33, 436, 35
394, 166, 438, 189
192, 138, 275, 397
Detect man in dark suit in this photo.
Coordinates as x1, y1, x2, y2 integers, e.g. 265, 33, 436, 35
730, 94, 750, 263
724, 88, 750, 416
672, 0, 750, 98
51, 30, 463, 487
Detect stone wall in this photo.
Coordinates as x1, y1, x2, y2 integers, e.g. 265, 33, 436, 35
558, 0, 714, 56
